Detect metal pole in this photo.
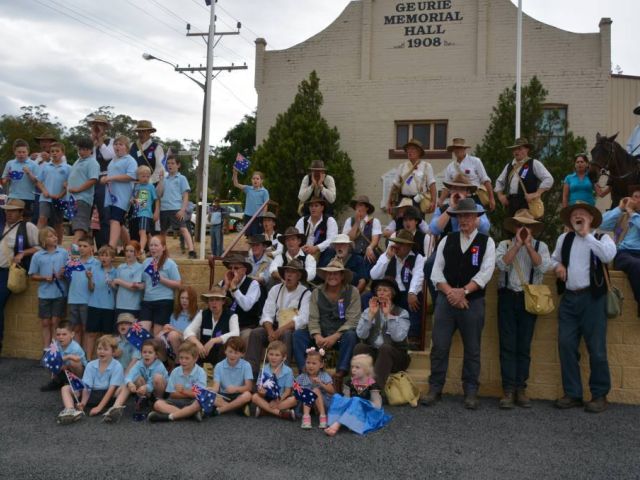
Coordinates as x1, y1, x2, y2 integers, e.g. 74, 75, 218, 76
199, 0, 216, 260
515, 0, 523, 139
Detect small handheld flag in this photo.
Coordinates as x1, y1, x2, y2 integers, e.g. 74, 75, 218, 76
107, 184, 117, 204
64, 257, 85, 281
126, 322, 153, 351
233, 153, 250, 175
43, 342, 63, 374
259, 372, 281, 401
293, 381, 318, 407
65, 370, 86, 393
8, 170, 24, 180
192, 384, 217, 415
144, 259, 160, 287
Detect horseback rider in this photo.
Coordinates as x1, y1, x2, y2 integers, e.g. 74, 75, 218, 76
627, 102, 640, 160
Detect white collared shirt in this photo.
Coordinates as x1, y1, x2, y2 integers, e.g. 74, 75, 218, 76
496, 238, 551, 292
295, 215, 339, 252
393, 160, 436, 197
494, 158, 554, 194
268, 249, 317, 282
183, 309, 240, 343
444, 154, 490, 187
370, 251, 425, 295
260, 283, 311, 330
0, 221, 40, 268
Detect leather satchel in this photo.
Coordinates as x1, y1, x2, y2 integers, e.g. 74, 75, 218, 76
512, 252, 555, 316
603, 266, 623, 318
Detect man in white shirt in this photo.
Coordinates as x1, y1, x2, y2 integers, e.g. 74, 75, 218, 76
269, 227, 317, 283
551, 202, 616, 413
298, 160, 337, 215
627, 102, 640, 158
295, 197, 338, 269
246, 234, 272, 287
425, 198, 496, 410
90, 115, 115, 249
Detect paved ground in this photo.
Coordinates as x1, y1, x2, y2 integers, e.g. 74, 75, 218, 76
2, 358, 639, 479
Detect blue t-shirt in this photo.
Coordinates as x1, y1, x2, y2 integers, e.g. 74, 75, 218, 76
125, 358, 169, 391
242, 185, 269, 216
68, 155, 100, 205
296, 371, 333, 406
88, 265, 116, 309
564, 172, 595, 206
161, 173, 190, 211
82, 357, 124, 390
117, 336, 141, 371
213, 358, 253, 394
167, 364, 207, 392
115, 262, 144, 311
59, 339, 88, 367
37, 161, 70, 203
141, 257, 181, 301
2, 158, 39, 200
169, 311, 192, 332
133, 183, 158, 219
67, 257, 99, 305
28, 247, 69, 299
262, 362, 294, 389
105, 154, 137, 211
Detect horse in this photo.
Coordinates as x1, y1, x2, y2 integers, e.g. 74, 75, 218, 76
589, 132, 640, 207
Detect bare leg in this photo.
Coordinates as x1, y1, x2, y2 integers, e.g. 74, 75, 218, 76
139, 230, 148, 252
108, 220, 121, 249
180, 226, 194, 251
54, 223, 64, 245
61, 385, 77, 409
217, 391, 252, 414
152, 324, 163, 336
41, 318, 52, 349
152, 374, 167, 398
138, 320, 152, 332
325, 422, 341, 436
84, 333, 98, 360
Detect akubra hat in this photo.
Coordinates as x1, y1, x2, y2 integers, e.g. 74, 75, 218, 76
370, 278, 400, 300
35, 132, 57, 141
316, 258, 353, 285
559, 201, 602, 229
278, 226, 305, 245
388, 229, 415, 246
447, 197, 484, 217
261, 211, 277, 221
134, 120, 157, 133
634, 101, 640, 116
201, 286, 228, 301
349, 195, 375, 215
504, 209, 544, 236
277, 258, 307, 282
443, 173, 477, 193
247, 234, 272, 247
305, 196, 326, 207
0, 199, 26, 211
331, 233, 353, 246
506, 137, 534, 150
393, 197, 414, 211
446, 137, 471, 152
309, 160, 327, 171
89, 115, 111, 126
403, 138, 425, 156
222, 253, 252, 272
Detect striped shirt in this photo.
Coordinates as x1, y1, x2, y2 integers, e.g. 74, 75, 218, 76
495, 238, 551, 292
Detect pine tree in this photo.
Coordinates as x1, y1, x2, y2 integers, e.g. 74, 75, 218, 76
252, 71, 355, 229
476, 76, 586, 245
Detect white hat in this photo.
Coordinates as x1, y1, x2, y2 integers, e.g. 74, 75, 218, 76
331, 233, 353, 246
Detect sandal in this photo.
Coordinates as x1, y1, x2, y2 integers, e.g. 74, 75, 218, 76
318, 415, 328, 429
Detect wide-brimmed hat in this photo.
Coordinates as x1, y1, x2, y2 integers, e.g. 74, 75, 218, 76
278, 226, 305, 244
393, 197, 414, 211
634, 102, 640, 115
331, 233, 353, 246
261, 211, 277, 221
504, 209, 544, 236
506, 137, 534, 150
134, 120, 157, 133
403, 138, 424, 155
316, 258, 353, 285
349, 195, 375, 214
116, 313, 136, 324
201, 285, 228, 301
222, 253, 252, 272
247, 234, 271, 247
388, 229, 415, 246
309, 160, 326, 171
89, 115, 111, 126
628, 185, 640, 195
443, 173, 478, 193
0, 199, 25, 211
277, 258, 307, 282
447, 198, 484, 217
305, 196, 326, 207
559, 202, 602, 229
370, 278, 400, 300
446, 138, 471, 152
403, 206, 422, 221
35, 132, 57, 141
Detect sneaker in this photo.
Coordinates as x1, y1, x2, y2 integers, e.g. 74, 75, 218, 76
254, 406, 262, 418
57, 408, 82, 425
103, 405, 125, 423
584, 396, 608, 413
194, 410, 203, 422
499, 391, 515, 410
147, 411, 171, 423
188, 251, 197, 259
40, 379, 63, 392
318, 415, 328, 429
554, 395, 583, 409
464, 392, 479, 410
301, 414, 312, 429
420, 390, 442, 407
279, 409, 296, 421
515, 389, 532, 408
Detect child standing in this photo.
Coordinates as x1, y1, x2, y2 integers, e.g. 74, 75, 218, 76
66, 236, 98, 350
295, 348, 335, 429
232, 169, 269, 236
211, 336, 253, 415
57, 335, 124, 425
209, 198, 225, 257
159, 155, 196, 258
103, 338, 168, 423
251, 340, 296, 420
112, 240, 144, 319
36, 141, 71, 243
132, 165, 159, 253
1, 139, 39, 218
67, 137, 100, 243
114, 313, 141, 375
28, 226, 68, 350
86, 245, 116, 359
40, 321, 88, 392
148, 341, 208, 422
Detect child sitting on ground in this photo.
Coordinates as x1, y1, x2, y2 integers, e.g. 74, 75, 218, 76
295, 347, 335, 429
57, 335, 124, 425
41, 321, 88, 392
211, 336, 253, 416
252, 340, 296, 421
114, 313, 141, 375
103, 338, 168, 423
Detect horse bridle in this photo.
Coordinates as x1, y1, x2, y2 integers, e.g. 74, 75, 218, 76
590, 140, 636, 181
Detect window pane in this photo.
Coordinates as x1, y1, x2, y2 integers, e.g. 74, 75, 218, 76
434, 123, 448, 150
396, 124, 409, 149
413, 124, 430, 150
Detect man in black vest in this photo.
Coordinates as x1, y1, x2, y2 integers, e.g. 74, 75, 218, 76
344, 194, 382, 266
90, 115, 115, 249
295, 197, 339, 269
130, 120, 165, 185
269, 226, 317, 283
551, 203, 616, 413
424, 198, 495, 409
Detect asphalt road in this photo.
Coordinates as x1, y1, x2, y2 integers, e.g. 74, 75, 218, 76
2, 358, 639, 480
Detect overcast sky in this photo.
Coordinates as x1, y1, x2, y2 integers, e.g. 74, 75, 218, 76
0, 0, 637, 149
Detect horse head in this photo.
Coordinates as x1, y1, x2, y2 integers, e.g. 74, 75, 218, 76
590, 132, 619, 174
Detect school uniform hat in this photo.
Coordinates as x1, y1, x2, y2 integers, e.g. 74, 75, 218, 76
403, 206, 422, 221
446, 137, 471, 152
89, 115, 111, 126
35, 132, 57, 141
443, 173, 478, 193
261, 211, 277, 221
506, 137, 534, 150
201, 286, 228, 301
628, 184, 640, 195
0, 199, 25, 210
134, 120, 157, 133
504, 209, 544, 236
116, 313, 136, 324
309, 160, 327, 171
559, 201, 602, 229
277, 258, 308, 282
388, 229, 415, 246
393, 197, 414, 211
316, 258, 353, 285
75, 137, 94, 150
331, 233, 353, 246
447, 197, 484, 216
403, 138, 425, 156
370, 278, 400, 300
247, 234, 272, 246
222, 253, 252, 272
349, 195, 375, 214
634, 101, 640, 115
305, 196, 327, 207
278, 226, 306, 244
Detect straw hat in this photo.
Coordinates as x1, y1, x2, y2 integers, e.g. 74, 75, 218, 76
559, 201, 602, 229
89, 115, 111, 126
277, 258, 307, 282
403, 138, 424, 155
305, 196, 326, 207
447, 198, 484, 217
316, 258, 353, 285
443, 173, 478, 193
331, 233, 353, 246
222, 253, 252, 272
388, 229, 415, 246
349, 195, 375, 214
309, 160, 327, 171
201, 285, 228, 301
0, 199, 26, 211
506, 137, 534, 150
134, 120, 157, 132
446, 137, 471, 152
278, 226, 305, 244
35, 132, 57, 141
393, 197, 414, 211
503, 209, 544, 236
116, 313, 136, 324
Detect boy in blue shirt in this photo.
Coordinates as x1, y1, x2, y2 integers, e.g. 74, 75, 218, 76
86, 245, 116, 359
212, 336, 254, 416
36, 142, 71, 243
67, 137, 100, 244
1, 139, 39, 219
132, 165, 159, 253
66, 237, 98, 351
40, 321, 88, 392
251, 340, 296, 420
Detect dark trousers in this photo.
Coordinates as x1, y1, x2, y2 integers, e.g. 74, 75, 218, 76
506, 194, 528, 217
497, 289, 537, 391
558, 291, 610, 399
245, 326, 293, 377
293, 328, 357, 374
429, 295, 485, 394
424, 250, 438, 305
0, 268, 10, 346
614, 250, 640, 303
93, 182, 110, 249
353, 343, 410, 389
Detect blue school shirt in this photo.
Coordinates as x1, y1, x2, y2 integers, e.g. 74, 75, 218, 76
242, 186, 269, 216
37, 161, 71, 203
88, 265, 116, 309
213, 358, 253, 394
296, 371, 333, 406
2, 158, 39, 200
167, 364, 207, 392
117, 336, 141, 371
67, 155, 100, 205
262, 363, 294, 389
58, 339, 88, 367
133, 183, 158, 219
68, 257, 98, 305
160, 173, 190, 211
28, 247, 69, 299
104, 154, 137, 211
141, 257, 181, 301
564, 173, 595, 206
82, 358, 124, 390
169, 311, 192, 332
125, 358, 169, 391
115, 262, 144, 311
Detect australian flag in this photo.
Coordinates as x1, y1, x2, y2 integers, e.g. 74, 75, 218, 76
192, 384, 217, 415
144, 259, 160, 287
43, 342, 63, 374
126, 322, 153, 351
107, 184, 117, 205
8, 170, 24, 180
65, 370, 86, 393
293, 381, 318, 407
159, 332, 175, 360
260, 372, 281, 401
234, 152, 250, 175
65, 195, 77, 219
64, 257, 85, 280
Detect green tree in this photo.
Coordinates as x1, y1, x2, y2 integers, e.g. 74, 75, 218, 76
476, 76, 586, 245
252, 71, 355, 228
